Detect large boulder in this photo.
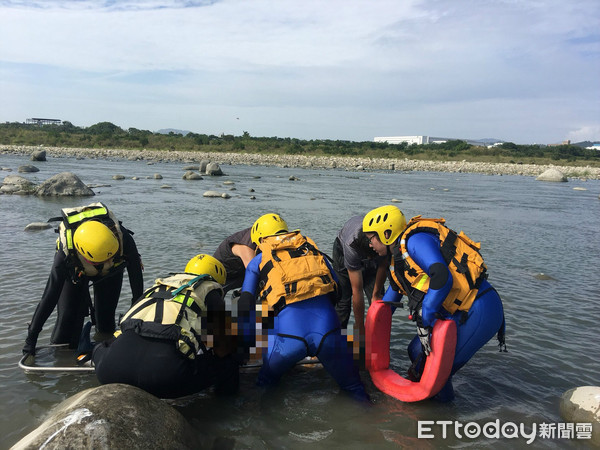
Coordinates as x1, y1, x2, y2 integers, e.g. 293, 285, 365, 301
35, 172, 95, 196
205, 162, 223, 176
18, 165, 40, 173
536, 168, 567, 182
31, 150, 47, 161
11, 384, 201, 450
182, 171, 203, 180
560, 386, 600, 446
1, 175, 37, 195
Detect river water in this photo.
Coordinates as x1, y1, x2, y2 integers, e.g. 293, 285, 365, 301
1, 152, 599, 449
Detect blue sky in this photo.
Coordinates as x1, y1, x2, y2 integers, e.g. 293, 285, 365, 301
1, 0, 599, 144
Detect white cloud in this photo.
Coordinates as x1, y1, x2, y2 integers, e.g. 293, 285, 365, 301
1, 0, 598, 143
567, 125, 600, 143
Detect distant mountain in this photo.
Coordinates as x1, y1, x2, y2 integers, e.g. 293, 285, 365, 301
156, 128, 192, 136
475, 138, 505, 144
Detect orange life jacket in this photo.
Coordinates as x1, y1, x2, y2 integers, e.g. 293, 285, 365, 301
389, 216, 487, 315
257, 231, 336, 315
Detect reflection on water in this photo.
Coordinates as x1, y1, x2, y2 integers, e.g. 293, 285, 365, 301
1, 153, 599, 448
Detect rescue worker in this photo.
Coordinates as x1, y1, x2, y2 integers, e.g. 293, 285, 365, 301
333, 215, 387, 336
363, 205, 506, 401
22, 203, 144, 356
91, 254, 240, 399
239, 213, 369, 401
212, 227, 256, 294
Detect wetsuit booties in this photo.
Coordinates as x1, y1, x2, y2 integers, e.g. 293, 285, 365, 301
76, 321, 94, 364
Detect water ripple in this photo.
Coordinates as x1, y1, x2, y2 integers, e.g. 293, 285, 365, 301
1, 154, 598, 448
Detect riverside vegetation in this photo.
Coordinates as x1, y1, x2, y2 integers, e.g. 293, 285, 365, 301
1, 121, 599, 173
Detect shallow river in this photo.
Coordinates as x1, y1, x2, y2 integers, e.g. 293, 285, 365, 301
1, 152, 599, 448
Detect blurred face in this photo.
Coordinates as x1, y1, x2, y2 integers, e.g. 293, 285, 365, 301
79, 253, 114, 268
365, 232, 387, 256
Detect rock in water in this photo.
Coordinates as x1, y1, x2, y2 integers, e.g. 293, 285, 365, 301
203, 190, 230, 198
182, 171, 203, 180
36, 172, 95, 196
536, 168, 567, 182
24, 222, 52, 231
560, 386, 600, 446
205, 162, 223, 176
18, 165, 40, 173
31, 150, 47, 161
1, 175, 37, 195
11, 384, 201, 449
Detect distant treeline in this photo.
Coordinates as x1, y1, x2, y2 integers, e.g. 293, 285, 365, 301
2, 121, 599, 166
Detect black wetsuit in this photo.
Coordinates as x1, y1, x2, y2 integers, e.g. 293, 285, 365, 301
26, 226, 143, 350
92, 288, 239, 399
212, 227, 256, 293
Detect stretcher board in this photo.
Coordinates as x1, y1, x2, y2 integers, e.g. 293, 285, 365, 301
19, 346, 322, 374
18, 344, 96, 374
240, 356, 322, 370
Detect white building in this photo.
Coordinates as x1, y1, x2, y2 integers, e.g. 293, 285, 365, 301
374, 135, 449, 145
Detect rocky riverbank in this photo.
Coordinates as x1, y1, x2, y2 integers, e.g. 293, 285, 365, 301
2, 144, 599, 180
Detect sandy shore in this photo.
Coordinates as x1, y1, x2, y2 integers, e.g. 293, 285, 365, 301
2, 144, 599, 180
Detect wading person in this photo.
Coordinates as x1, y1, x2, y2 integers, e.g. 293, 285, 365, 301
22, 202, 144, 357
91, 254, 240, 398
238, 213, 369, 401
363, 205, 505, 401
213, 227, 256, 294
333, 214, 387, 338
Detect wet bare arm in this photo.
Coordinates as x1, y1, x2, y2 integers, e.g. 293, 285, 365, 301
348, 268, 365, 337
371, 260, 388, 303
231, 244, 256, 268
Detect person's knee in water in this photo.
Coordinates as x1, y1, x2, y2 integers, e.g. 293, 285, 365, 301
240, 213, 369, 401
92, 254, 241, 399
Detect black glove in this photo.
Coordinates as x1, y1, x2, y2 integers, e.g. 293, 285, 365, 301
236, 291, 257, 360
23, 331, 38, 356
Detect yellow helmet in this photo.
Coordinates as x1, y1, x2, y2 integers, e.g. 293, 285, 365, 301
185, 254, 227, 285
73, 220, 119, 262
251, 213, 288, 245
363, 205, 407, 246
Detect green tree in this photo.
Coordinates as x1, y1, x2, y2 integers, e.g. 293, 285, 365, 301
87, 122, 123, 135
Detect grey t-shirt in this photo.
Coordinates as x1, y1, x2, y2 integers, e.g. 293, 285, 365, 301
337, 215, 379, 271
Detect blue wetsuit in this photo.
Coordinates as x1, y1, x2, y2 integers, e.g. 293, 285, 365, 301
382, 231, 505, 400
241, 253, 368, 401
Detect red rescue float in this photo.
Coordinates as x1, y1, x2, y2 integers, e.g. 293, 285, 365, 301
365, 300, 457, 402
